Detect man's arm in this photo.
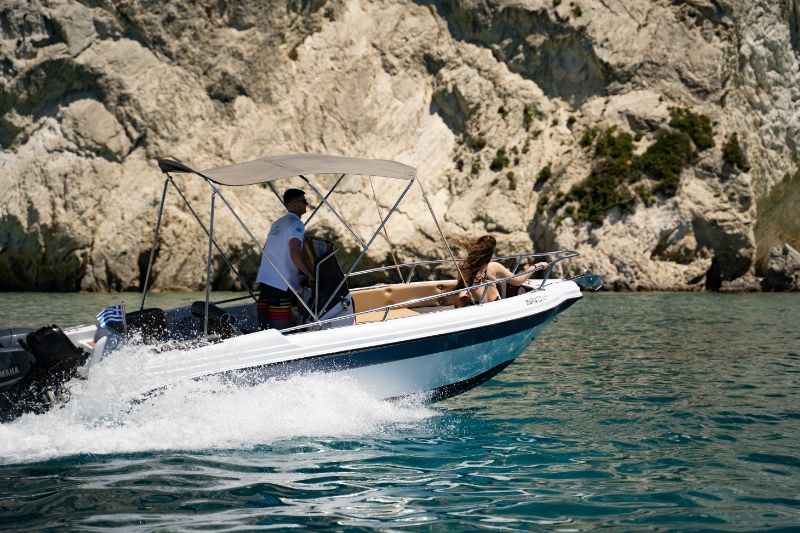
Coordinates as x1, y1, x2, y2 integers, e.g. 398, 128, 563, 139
289, 238, 315, 283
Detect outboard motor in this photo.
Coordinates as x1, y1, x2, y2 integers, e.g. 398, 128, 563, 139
0, 325, 89, 422
0, 328, 35, 389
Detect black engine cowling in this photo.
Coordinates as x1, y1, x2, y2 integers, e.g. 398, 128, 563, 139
0, 328, 35, 389
0, 325, 88, 422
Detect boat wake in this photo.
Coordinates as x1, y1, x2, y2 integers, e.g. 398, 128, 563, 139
0, 342, 436, 465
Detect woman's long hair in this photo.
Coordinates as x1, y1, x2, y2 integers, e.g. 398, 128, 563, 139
454, 235, 497, 289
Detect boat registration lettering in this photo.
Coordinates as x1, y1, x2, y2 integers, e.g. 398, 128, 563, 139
524, 294, 548, 306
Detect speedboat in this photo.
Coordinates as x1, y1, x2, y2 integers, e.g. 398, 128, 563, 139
0, 155, 601, 422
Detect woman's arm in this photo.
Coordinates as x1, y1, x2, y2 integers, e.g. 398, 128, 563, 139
455, 291, 471, 308
490, 261, 549, 286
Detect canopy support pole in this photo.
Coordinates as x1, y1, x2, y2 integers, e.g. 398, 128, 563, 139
204, 190, 217, 336
319, 178, 415, 314
139, 177, 171, 311
304, 174, 344, 228
168, 182, 257, 301
416, 176, 474, 304
369, 176, 405, 283
266, 182, 283, 205
207, 183, 320, 323
300, 175, 366, 248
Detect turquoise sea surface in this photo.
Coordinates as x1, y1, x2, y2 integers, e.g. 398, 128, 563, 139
0, 292, 798, 531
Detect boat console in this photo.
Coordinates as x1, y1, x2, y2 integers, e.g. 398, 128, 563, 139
299, 235, 354, 325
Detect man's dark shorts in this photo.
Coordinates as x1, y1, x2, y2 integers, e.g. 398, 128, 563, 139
256, 285, 292, 330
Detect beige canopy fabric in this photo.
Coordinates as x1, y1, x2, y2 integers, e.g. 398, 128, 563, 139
199, 154, 417, 186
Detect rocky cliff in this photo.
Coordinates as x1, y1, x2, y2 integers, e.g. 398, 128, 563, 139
1, 0, 798, 291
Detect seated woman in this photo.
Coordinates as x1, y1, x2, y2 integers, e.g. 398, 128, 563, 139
454, 235, 549, 307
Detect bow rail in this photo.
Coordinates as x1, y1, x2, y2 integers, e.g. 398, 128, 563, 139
279, 250, 582, 333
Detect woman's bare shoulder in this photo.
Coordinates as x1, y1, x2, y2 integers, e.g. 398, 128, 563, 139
487, 261, 512, 277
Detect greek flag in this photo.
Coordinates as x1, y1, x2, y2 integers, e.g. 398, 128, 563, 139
96, 304, 125, 329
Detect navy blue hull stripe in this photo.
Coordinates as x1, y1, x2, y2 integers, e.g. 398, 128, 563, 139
396, 359, 514, 403
227, 298, 578, 383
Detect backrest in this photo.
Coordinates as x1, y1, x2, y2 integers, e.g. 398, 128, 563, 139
190, 301, 239, 338
351, 280, 459, 313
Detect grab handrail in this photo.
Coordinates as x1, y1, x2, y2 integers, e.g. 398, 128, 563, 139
279, 250, 579, 333
348, 250, 576, 281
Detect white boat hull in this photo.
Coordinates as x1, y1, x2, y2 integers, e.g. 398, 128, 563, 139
116, 279, 583, 401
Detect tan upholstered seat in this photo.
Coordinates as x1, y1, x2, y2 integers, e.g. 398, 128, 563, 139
350, 280, 459, 324
355, 307, 421, 324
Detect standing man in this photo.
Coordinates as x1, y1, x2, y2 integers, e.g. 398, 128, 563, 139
256, 188, 315, 330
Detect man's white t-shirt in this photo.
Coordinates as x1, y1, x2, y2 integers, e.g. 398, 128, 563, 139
256, 212, 305, 291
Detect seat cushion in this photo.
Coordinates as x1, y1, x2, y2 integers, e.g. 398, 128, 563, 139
355, 307, 420, 324
351, 280, 459, 312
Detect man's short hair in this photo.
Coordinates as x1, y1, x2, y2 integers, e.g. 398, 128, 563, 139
283, 188, 305, 206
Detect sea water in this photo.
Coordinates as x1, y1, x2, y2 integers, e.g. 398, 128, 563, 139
0, 292, 798, 531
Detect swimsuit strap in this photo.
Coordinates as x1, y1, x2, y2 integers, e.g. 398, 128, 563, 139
473, 266, 488, 285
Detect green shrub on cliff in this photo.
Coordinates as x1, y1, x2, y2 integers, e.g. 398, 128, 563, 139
595, 128, 634, 161
580, 127, 598, 148
669, 108, 714, 151
490, 148, 509, 171
468, 135, 486, 151
536, 193, 550, 214
498, 105, 509, 119
506, 171, 517, 190
567, 129, 635, 225
571, 158, 633, 225
723, 133, 751, 172
546, 112, 716, 226
523, 105, 534, 131
471, 158, 481, 175
535, 164, 552, 189
638, 130, 694, 195
550, 191, 568, 211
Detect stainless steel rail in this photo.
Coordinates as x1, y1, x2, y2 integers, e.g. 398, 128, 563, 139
149, 158, 583, 338
348, 250, 577, 281
279, 250, 579, 333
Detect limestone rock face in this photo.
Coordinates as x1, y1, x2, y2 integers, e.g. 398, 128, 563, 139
762, 244, 800, 291
0, 0, 798, 291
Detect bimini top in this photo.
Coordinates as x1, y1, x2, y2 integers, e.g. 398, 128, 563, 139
158, 154, 416, 186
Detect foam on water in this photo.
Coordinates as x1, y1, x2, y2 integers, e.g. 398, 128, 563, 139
0, 342, 436, 465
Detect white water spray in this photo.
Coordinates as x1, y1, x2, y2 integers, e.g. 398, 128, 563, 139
0, 342, 435, 465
